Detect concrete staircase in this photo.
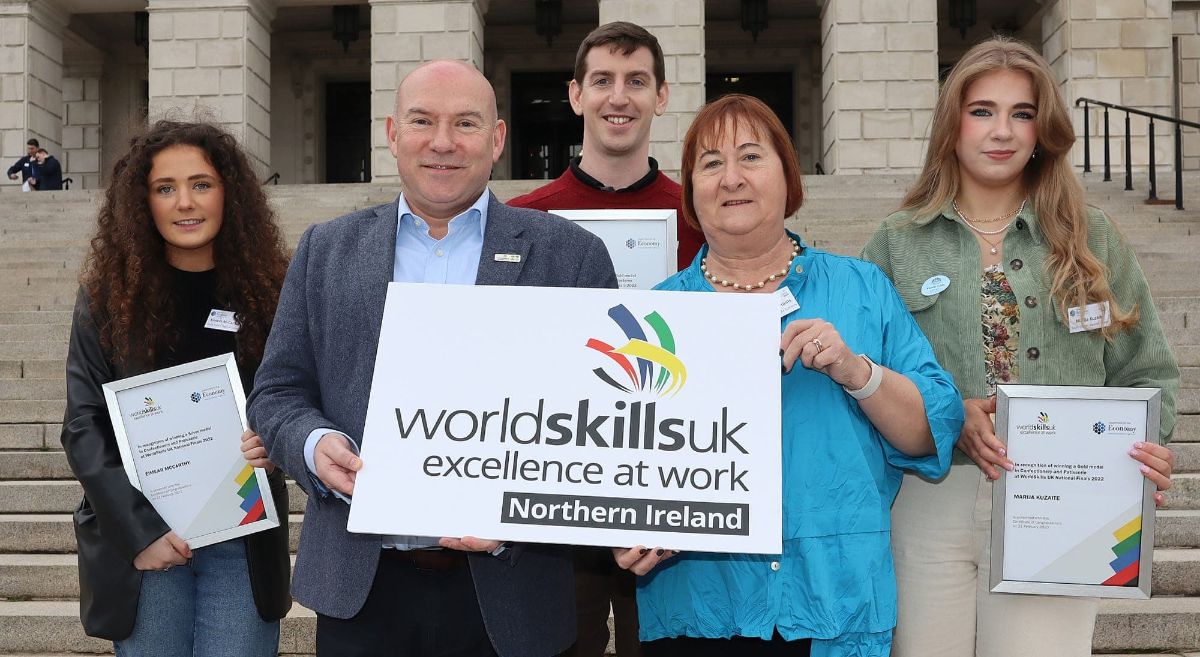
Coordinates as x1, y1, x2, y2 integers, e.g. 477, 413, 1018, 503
0, 174, 1197, 655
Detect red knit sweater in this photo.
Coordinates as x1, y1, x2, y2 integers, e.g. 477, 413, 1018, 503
508, 169, 704, 271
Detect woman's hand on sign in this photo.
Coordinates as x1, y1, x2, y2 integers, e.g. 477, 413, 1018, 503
612, 546, 677, 575
240, 429, 275, 474
957, 397, 1013, 480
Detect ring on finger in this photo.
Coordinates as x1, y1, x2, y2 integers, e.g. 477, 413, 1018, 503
811, 338, 824, 352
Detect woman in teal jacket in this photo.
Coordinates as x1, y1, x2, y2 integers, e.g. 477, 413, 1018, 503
614, 94, 964, 657
861, 37, 1178, 657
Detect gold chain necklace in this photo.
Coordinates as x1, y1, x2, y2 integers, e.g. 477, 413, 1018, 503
702, 238, 800, 291
952, 198, 1026, 224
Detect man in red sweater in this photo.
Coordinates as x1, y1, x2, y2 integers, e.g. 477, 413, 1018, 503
508, 22, 703, 273
507, 22, 702, 657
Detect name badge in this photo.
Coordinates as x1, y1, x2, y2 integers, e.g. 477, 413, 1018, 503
204, 309, 240, 332
776, 286, 800, 317
494, 253, 522, 263
1067, 301, 1111, 333
921, 275, 950, 296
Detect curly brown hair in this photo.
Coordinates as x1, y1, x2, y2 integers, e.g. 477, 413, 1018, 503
81, 121, 289, 369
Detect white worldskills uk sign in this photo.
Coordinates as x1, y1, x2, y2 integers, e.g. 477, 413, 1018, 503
347, 283, 783, 554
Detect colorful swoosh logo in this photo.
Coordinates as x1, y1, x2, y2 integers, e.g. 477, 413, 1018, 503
587, 304, 687, 397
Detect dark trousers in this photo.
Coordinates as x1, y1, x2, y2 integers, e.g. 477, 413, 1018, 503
642, 632, 812, 657
315, 549, 498, 657
562, 546, 640, 657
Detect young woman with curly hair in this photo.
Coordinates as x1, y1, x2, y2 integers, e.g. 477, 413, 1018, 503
61, 120, 292, 655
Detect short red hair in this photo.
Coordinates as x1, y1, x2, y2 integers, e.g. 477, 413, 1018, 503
679, 94, 804, 231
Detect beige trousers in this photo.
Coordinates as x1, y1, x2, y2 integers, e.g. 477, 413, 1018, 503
890, 464, 1098, 657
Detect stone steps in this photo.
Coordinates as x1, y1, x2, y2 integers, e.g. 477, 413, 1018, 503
0, 480, 310, 515
0, 590, 1192, 654
0, 178, 1196, 655
0, 514, 305, 553
0, 600, 316, 654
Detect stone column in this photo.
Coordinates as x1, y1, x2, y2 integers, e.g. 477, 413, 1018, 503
62, 62, 102, 189
819, 0, 937, 174
0, 0, 66, 190
368, 0, 486, 183
1043, 0, 1173, 169
1174, 5, 1200, 171
146, 0, 274, 174
597, 0, 703, 179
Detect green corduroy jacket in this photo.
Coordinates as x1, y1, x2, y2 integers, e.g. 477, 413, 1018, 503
862, 203, 1179, 452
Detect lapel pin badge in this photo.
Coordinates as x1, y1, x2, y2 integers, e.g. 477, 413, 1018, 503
495, 253, 522, 263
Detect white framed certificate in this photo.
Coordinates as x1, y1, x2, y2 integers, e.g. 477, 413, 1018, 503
102, 354, 280, 549
550, 209, 679, 289
991, 384, 1160, 599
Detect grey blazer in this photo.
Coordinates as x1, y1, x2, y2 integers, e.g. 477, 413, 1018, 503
247, 192, 618, 657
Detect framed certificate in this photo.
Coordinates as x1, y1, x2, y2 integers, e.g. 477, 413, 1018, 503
990, 384, 1160, 599
102, 353, 280, 549
550, 209, 679, 289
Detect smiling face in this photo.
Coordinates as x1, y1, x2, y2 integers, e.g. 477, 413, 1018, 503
147, 144, 224, 271
956, 69, 1038, 191
690, 119, 787, 242
387, 61, 505, 224
569, 45, 668, 161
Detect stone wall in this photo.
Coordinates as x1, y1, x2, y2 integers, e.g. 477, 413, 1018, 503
0, 0, 65, 191
1044, 0, 1174, 170
146, 0, 273, 174
819, 0, 938, 174
61, 66, 100, 189
598, 0, 704, 178
368, 0, 485, 183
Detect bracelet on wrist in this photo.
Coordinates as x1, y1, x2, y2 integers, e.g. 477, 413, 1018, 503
843, 354, 883, 400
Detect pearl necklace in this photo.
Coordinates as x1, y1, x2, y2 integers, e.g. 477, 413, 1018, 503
702, 238, 801, 291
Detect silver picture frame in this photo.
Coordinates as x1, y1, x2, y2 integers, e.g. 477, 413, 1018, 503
990, 384, 1159, 599
101, 353, 280, 549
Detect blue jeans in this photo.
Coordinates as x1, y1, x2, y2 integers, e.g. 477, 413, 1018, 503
114, 538, 279, 657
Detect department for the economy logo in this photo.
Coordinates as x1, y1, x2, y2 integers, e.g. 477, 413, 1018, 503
1093, 418, 1137, 436
623, 237, 664, 250
189, 386, 227, 404
586, 304, 687, 397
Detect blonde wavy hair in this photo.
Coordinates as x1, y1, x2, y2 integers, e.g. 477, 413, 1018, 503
900, 36, 1137, 336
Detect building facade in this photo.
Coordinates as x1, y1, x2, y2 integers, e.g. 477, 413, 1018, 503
1, 0, 1196, 190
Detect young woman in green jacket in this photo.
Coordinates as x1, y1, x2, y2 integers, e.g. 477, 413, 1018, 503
861, 37, 1179, 657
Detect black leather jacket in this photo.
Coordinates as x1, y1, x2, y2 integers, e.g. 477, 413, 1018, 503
61, 289, 290, 639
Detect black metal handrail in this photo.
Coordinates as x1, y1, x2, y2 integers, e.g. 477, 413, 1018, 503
263, 172, 280, 185
1075, 97, 1200, 210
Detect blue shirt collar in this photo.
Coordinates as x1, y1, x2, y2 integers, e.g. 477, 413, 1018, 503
396, 188, 491, 241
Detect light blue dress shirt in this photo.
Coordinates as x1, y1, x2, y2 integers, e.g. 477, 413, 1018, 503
301, 190, 490, 549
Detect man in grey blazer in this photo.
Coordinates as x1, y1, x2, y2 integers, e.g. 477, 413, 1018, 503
248, 60, 617, 657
